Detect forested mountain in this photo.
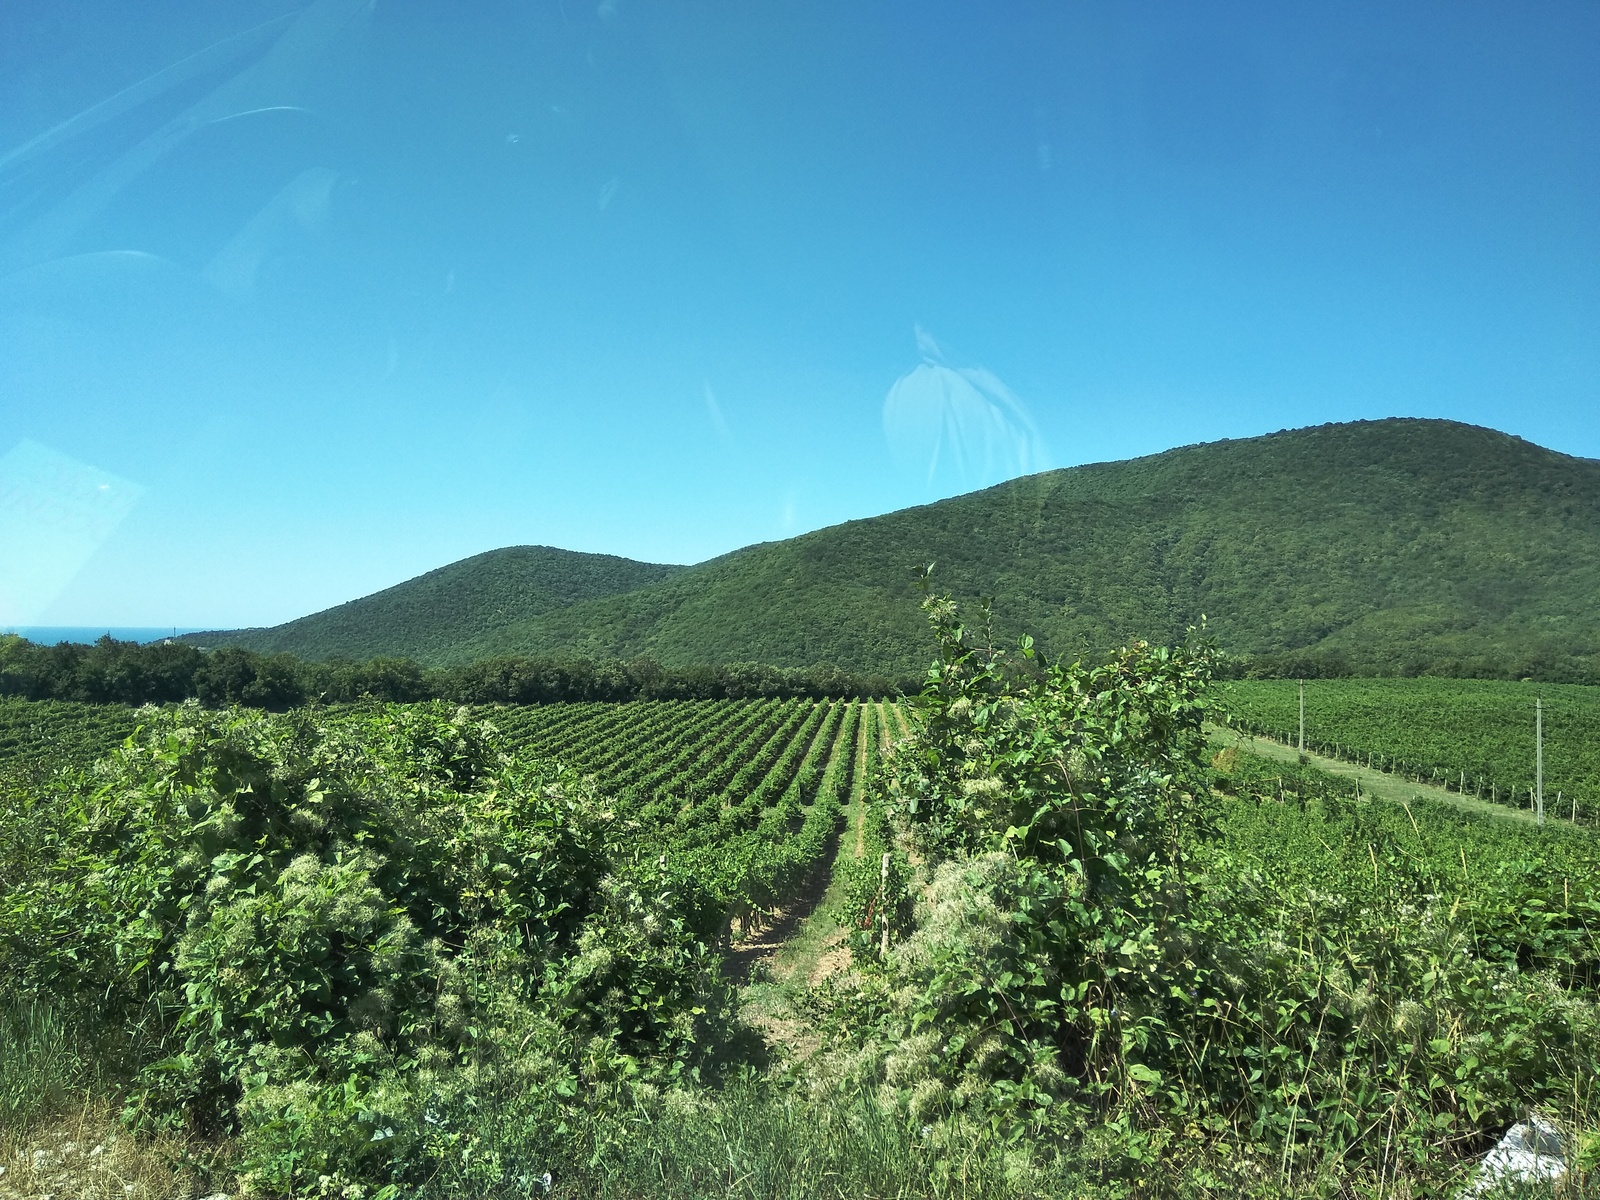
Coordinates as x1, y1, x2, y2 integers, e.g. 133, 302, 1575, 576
194, 420, 1600, 679
186, 546, 685, 663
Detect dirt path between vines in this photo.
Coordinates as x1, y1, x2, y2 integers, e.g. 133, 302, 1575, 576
721, 850, 837, 984
735, 702, 875, 1055
725, 702, 865, 985
1212, 724, 1541, 826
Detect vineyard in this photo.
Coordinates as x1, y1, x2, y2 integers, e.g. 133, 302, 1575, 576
0, 695, 899, 941
478, 697, 892, 928
0, 698, 146, 775
1220, 677, 1600, 817
3, 671, 1600, 1196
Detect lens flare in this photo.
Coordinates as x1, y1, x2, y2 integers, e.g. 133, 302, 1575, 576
883, 326, 1048, 492
0, 440, 144, 624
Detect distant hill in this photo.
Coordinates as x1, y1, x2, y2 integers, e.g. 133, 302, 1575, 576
197, 420, 1600, 679
186, 546, 685, 663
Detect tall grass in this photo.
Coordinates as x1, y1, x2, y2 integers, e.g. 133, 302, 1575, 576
0, 997, 90, 1133
408, 1075, 1073, 1200
593, 1083, 1018, 1200
409, 1073, 1600, 1200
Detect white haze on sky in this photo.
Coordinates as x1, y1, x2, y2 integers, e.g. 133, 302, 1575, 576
0, 440, 144, 624
883, 326, 1049, 493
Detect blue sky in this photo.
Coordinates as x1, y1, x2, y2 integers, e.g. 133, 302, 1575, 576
2, 0, 1596, 628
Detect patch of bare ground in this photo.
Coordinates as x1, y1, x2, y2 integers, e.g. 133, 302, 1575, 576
0, 1099, 229, 1200
722, 829, 839, 986
808, 939, 852, 986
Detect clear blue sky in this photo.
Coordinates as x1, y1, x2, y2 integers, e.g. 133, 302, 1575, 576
2, 0, 1596, 628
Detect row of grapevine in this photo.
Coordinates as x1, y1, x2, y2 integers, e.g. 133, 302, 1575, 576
700, 700, 858, 929
0, 693, 875, 940
0, 698, 147, 775
1220, 678, 1600, 818
609, 700, 774, 797
622, 703, 789, 830
836, 702, 914, 956
820, 700, 862, 812
481, 697, 874, 934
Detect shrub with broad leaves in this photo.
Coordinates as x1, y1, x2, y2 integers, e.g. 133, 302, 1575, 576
0, 702, 728, 1194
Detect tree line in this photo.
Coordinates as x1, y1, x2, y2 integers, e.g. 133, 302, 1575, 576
1214, 647, 1599, 684
0, 635, 908, 709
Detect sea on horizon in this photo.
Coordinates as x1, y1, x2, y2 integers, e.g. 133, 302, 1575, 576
2, 627, 203, 646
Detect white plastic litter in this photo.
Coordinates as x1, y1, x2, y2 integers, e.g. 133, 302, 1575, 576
1469, 1116, 1567, 1195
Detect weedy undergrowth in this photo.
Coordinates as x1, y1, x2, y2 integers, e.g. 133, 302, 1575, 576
0, 703, 733, 1196
810, 583, 1600, 1193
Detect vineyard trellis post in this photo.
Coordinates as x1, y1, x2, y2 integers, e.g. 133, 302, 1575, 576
880, 852, 892, 956
1535, 697, 1544, 826
1298, 679, 1305, 756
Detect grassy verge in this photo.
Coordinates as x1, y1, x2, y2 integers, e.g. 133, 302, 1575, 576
0, 998, 224, 1200
1209, 723, 1544, 825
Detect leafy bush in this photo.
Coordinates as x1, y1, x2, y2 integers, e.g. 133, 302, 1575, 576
808, 588, 1600, 1187
0, 702, 729, 1194
814, 588, 1216, 1137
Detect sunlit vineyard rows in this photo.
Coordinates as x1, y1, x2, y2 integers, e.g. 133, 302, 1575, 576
5, 678, 1600, 1195
0, 698, 146, 775
1220, 678, 1600, 817
481, 697, 890, 926
0, 693, 893, 935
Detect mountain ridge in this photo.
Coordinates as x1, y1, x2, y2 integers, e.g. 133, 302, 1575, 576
190, 419, 1600, 678
187, 545, 686, 664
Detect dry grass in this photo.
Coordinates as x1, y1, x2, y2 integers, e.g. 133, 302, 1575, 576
0, 1099, 231, 1200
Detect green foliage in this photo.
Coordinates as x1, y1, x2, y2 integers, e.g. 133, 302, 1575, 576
6, 662, 1599, 1194
0, 634, 204, 703
838, 703, 916, 956
568, 1074, 1086, 1200
0, 998, 95, 1133
195, 419, 1600, 682
837, 588, 1217, 1129
496, 697, 864, 931
808, 593, 1600, 1187
187, 545, 686, 664
0, 703, 728, 1193
0, 696, 146, 776
1192, 749, 1600, 1172
1221, 677, 1600, 813
0, 633, 898, 711
0, 696, 887, 1193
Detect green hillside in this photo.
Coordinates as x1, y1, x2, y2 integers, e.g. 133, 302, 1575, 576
202, 420, 1600, 677
186, 545, 685, 663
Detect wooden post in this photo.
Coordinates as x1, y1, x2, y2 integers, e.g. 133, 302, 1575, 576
1536, 698, 1544, 826
880, 852, 891, 956
1298, 680, 1305, 755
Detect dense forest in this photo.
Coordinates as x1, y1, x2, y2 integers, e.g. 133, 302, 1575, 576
189, 419, 1600, 682
0, 633, 903, 708
11, 626, 1588, 721
183, 545, 686, 665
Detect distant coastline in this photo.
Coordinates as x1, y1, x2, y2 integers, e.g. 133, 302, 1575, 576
2, 627, 203, 646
